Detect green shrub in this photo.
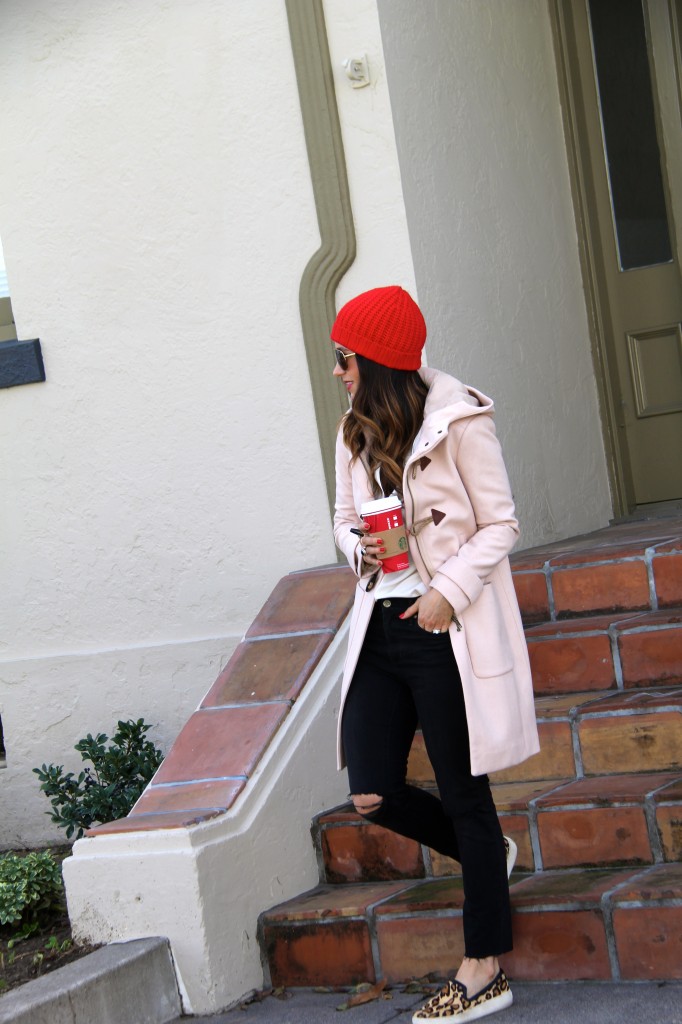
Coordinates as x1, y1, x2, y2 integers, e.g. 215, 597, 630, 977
0, 851, 64, 938
33, 719, 164, 840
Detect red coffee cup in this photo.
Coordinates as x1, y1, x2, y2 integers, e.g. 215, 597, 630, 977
360, 496, 409, 573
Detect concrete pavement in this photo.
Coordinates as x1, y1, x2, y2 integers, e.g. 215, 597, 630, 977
0, 938, 181, 1024
2, 944, 680, 1022
177, 980, 682, 1024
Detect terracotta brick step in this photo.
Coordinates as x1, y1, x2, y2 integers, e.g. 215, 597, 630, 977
259, 863, 682, 985
533, 608, 682, 694
407, 686, 682, 788
259, 520, 682, 991
519, 608, 682, 696
484, 770, 681, 871
510, 519, 681, 624
315, 770, 682, 883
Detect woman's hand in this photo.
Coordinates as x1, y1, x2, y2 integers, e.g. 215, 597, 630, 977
355, 522, 385, 568
399, 590, 454, 633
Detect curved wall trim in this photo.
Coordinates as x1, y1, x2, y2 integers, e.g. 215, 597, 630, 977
285, 0, 357, 520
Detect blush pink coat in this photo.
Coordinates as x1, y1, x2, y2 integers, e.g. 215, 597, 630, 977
333, 368, 540, 777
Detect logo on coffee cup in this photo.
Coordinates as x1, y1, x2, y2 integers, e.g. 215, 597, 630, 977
360, 496, 410, 573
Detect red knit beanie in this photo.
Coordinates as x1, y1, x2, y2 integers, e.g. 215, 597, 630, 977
330, 286, 426, 371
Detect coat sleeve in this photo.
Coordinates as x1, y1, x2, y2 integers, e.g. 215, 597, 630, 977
333, 425, 373, 578
429, 414, 520, 615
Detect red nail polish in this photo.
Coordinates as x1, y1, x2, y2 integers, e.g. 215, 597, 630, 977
399, 613, 406, 619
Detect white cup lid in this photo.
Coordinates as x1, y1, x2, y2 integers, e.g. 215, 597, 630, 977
360, 496, 402, 515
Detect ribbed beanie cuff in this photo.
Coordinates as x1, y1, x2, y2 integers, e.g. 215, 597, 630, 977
330, 286, 426, 370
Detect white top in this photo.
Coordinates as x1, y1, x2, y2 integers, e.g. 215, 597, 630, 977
372, 561, 427, 600
369, 458, 427, 601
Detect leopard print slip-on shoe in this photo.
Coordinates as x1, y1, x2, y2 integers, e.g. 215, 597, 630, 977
411, 969, 513, 1022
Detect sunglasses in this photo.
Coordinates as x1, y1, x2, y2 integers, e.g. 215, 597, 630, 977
334, 348, 356, 372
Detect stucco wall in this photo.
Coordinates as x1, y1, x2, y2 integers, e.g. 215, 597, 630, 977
0, 0, 334, 847
0, 0, 618, 849
323, 0, 418, 306
63, 623, 350, 1014
377, 0, 613, 545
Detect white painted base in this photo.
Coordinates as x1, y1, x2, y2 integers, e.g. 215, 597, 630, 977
63, 622, 350, 1015
0, 635, 240, 850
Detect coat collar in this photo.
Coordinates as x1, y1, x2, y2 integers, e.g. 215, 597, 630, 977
408, 370, 494, 466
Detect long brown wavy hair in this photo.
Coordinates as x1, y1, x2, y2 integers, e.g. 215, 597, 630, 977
342, 354, 429, 499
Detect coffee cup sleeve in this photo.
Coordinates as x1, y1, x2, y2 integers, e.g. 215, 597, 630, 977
378, 525, 408, 560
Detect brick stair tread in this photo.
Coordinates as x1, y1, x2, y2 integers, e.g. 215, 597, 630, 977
261, 865, 682, 984
319, 769, 682, 820
263, 521, 682, 988
532, 685, 682, 718
510, 521, 682, 621
317, 769, 682, 881
326, 660, 682, 816
422, 684, 682, 734
524, 608, 682, 694
494, 769, 682, 809
524, 607, 682, 637
509, 520, 682, 571
501, 772, 682, 870
406, 685, 682, 790
263, 871, 646, 925
262, 879, 413, 922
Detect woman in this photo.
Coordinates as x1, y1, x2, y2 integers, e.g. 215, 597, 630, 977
331, 286, 539, 1023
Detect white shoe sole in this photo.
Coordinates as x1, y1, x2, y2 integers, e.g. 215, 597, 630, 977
412, 988, 513, 1023
504, 836, 517, 878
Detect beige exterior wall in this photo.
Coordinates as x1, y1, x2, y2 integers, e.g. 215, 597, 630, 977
378, 0, 614, 543
64, 625, 350, 1015
0, 0, 420, 847
1, 0, 616, 851
323, 0, 418, 305
0, 0, 335, 847
0, 0, 629, 1008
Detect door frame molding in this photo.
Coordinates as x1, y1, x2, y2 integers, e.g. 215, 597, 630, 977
285, 0, 357, 523
550, 0, 630, 516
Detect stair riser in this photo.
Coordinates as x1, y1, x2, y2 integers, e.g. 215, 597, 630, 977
489, 720, 575, 783
620, 627, 682, 689
613, 907, 682, 979
512, 550, 681, 624
263, 525, 682, 992
654, 553, 682, 608
502, 803, 682, 871
536, 806, 662, 869
319, 823, 426, 884
263, 902, 682, 985
552, 560, 650, 618
579, 712, 682, 775
526, 623, 682, 696
528, 632, 615, 693
408, 721, 577, 787
375, 910, 618, 982
317, 797, 681, 883
262, 920, 375, 988
408, 708, 682, 789
657, 805, 682, 862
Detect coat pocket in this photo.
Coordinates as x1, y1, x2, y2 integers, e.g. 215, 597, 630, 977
462, 582, 514, 678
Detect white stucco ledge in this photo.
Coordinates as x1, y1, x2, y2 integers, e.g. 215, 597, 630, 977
62, 567, 355, 1015
0, 937, 180, 1024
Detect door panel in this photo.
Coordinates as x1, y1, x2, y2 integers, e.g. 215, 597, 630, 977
561, 0, 682, 506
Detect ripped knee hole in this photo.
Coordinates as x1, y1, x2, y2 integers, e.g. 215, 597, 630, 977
351, 793, 384, 817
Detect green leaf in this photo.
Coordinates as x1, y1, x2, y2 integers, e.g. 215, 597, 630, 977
0, 852, 63, 938
33, 719, 163, 839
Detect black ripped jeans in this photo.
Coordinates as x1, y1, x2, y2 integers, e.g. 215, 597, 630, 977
342, 597, 512, 958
